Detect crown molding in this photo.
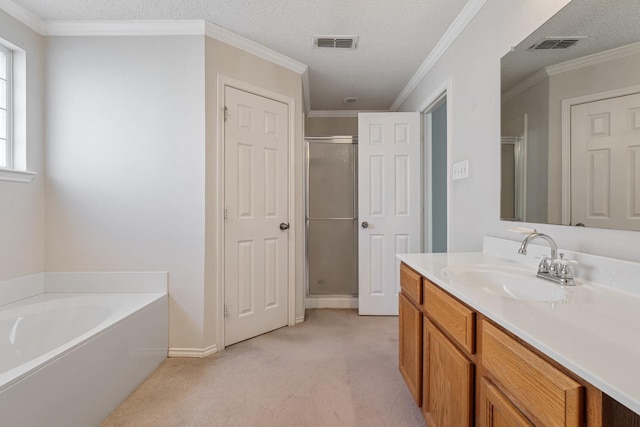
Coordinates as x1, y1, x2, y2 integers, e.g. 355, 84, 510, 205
501, 68, 548, 104
546, 40, 640, 77
390, 0, 487, 111
502, 41, 640, 103
0, 11, 311, 113
44, 20, 205, 36
204, 21, 307, 76
0, 0, 46, 34
1, 13, 309, 78
307, 110, 388, 118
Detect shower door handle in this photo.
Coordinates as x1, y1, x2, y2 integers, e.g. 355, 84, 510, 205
361, 221, 369, 229
280, 222, 290, 231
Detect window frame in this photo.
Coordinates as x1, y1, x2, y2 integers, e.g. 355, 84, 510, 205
0, 40, 34, 183
0, 43, 12, 170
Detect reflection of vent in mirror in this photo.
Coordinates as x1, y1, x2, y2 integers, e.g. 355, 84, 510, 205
314, 36, 359, 49
528, 37, 586, 50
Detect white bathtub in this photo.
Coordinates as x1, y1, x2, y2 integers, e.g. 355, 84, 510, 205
0, 291, 167, 426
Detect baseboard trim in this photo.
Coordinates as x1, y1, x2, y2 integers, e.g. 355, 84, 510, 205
305, 296, 358, 309
295, 316, 305, 324
169, 344, 218, 358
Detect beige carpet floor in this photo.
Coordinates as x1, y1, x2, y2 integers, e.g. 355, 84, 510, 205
101, 309, 425, 427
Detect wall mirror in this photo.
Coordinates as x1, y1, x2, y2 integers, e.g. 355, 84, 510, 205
500, 0, 640, 231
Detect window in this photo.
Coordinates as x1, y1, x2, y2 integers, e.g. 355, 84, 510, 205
0, 41, 33, 183
0, 44, 11, 169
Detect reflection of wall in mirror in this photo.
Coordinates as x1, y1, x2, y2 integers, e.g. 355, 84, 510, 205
548, 48, 640, 223
502, 81, 549, 224
502, 46, 640, 225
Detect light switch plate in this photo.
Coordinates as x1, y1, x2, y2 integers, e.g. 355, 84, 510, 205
452, 160, 469, 180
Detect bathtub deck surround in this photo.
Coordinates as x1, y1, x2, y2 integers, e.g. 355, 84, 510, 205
0, 272, 168, 427
0, 271, 168, 306
397, 236, 640, 417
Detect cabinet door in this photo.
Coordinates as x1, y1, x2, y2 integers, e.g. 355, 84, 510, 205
399, 292, 422, 405
481, 320, 583, 427
479, 377, 534, 427
423, 319, 473, 427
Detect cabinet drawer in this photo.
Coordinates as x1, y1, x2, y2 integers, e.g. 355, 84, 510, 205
423, 279, 475, 354
481, 320, 583, 427
400, 263, 422, 305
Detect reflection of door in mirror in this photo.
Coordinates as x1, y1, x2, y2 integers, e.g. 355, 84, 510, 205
570, 91, 640, 230
501, 115, 527, 221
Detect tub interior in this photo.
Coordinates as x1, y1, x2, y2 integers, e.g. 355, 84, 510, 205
0, 301, 112, 372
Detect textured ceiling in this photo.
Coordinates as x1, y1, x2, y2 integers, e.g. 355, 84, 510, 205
9, 0, 469, 111
502, 0, 640, 92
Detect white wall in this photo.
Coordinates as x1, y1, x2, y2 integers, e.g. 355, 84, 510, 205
45, 36, 207, 349
0, 10, 45, 280
400, 0, 640, 264
204, 38, 305, 347
502, 78, 550, 223
305, 116, 358, 137
44, 34, 304, 351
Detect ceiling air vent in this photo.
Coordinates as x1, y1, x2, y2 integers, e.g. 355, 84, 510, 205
313, 35, 359, 49
528, 36, 586, 50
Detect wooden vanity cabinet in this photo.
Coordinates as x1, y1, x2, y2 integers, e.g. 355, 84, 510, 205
399, 263, 423, 405
399, 264, 640, 426
422, 278, 475, 427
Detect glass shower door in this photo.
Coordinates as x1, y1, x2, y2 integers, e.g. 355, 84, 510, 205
306, 138, 358, 296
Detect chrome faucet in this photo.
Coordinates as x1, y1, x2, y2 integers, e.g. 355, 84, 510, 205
518, 232, 558, 260
518, 233, 576, 286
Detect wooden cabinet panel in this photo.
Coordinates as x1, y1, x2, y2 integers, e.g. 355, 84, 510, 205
423, 279, 475, 354
399, 292, 422, 405
479, 377, 534, 427
423, 319, 474, 427
400, 263, 422, 305
481, 320, 584, 427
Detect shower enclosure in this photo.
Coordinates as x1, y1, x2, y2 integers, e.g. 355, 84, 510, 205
306, 137, 358, 298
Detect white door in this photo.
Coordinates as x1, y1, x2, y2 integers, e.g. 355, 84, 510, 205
224, 86, 289, 346
571, 92, 640, 230
358, 112, 421, 315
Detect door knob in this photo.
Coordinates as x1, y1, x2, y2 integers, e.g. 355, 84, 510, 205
361, 221, 369, 229
280, 222, 290, 231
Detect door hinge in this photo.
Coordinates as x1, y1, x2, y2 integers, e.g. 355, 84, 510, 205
224, 207, 228, 219
224, 106, 229, 122
224, 303, 228, 317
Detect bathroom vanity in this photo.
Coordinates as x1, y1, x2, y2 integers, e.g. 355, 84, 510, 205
398, 238, 640, 426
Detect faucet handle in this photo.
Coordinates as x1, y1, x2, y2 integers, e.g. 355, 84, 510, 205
557, 258, 577, 268
536, 255, 550, 273
557, 258, 578, 285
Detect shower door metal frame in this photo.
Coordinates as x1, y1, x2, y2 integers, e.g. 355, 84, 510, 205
305, 136, 358, 298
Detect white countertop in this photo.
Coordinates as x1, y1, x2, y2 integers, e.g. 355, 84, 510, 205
397, 250, 640, 416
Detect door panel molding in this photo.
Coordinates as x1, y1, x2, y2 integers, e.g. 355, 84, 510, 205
216, 75, 297, 349
358, 112, 421, 315
561, 84, 640, 224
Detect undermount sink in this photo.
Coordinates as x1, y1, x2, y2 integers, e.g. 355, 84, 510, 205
442, 264, 569, 302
